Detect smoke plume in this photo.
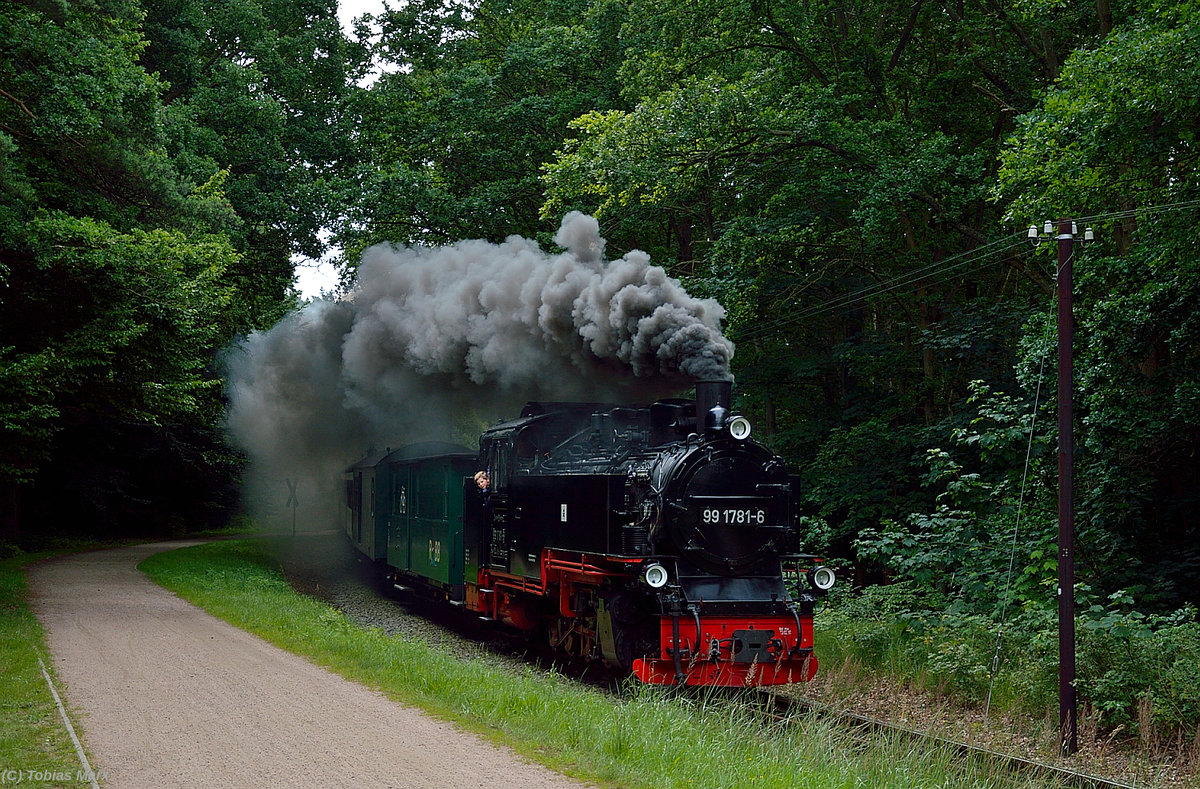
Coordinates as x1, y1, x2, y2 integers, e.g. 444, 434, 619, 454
223, 212, 734, 530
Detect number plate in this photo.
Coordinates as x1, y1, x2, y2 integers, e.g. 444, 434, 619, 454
689, 496, 773, 527
701, 507, 767, 525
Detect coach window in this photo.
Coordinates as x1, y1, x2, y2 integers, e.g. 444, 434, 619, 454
417, 467, 446, 520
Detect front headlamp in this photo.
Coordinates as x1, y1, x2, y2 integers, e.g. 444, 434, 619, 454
643, 562, 670, 589
727, 415, 752, 440
809, 565, 836, 591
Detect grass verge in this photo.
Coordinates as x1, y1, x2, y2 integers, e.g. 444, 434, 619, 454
140, 539, 1065, 788
0, 552, 90, 785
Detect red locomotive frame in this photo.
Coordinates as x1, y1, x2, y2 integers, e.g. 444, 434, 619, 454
465, 548, 817, 687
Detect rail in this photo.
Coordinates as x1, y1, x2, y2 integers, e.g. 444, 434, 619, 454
761, 691, 1143, 789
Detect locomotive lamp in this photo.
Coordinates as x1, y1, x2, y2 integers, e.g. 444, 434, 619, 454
643, 562, 670, 588
727, 415, 752, 440
809, 565, 836, 591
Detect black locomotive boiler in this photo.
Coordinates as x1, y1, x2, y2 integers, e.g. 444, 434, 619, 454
343, 380, 834, 686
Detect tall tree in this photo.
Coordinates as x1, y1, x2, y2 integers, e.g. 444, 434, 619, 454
337, 0, 625, 258
0, 0, 244, 535
540, 0, 1096, 541
140, 0, 367, 325
998, 0, 1200, 603
1, 0, 362, 537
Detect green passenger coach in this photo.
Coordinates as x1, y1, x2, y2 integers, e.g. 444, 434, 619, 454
343, 441, 476, 600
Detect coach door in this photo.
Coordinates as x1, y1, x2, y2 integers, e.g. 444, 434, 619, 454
412, 463, 451, 585
387, 464, 411, 573
344, 471, 362, 544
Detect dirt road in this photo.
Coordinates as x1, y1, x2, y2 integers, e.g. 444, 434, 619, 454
27, 542, 589, 789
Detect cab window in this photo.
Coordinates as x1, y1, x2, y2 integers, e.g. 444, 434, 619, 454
488, 441, 512, 490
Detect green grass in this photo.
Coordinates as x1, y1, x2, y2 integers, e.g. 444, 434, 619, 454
0, 552, 90, 786
140, 539, 1066, 788
809, 582, 1052, 717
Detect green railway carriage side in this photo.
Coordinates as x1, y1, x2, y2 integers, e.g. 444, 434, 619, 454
344, 442, 475, 601
343, 449, 390, 561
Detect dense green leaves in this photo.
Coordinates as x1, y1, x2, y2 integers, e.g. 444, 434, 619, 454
1, 0, 1198, 740
999, 0, 1200, 223
997, 0, 1200, 606
0, 0, 187, 229
1, 0, 358, 534
337, 0, 622, 256
0, 211, 236, 474
143, 0, 366, 259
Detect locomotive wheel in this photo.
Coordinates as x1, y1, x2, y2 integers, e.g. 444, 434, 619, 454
607, 590, 652, 625
608, 591, 657, 670
614, 621, 658, 671
558, 629, 577, 657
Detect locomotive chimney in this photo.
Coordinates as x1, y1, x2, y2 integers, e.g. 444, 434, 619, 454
695, 380, 732, 430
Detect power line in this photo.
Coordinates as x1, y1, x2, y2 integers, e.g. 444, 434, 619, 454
734, 232, 1028, 343
1072, 197, 1200, 226
730, 197, 1200, 344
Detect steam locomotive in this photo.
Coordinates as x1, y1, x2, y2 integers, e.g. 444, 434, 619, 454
343, 380, 834, 686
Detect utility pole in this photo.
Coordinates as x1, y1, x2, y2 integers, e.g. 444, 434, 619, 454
1055, 218, 1078, 756
1029, 218, 1092, 756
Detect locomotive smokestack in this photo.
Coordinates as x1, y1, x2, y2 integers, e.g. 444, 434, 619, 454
695, 380, 732, 430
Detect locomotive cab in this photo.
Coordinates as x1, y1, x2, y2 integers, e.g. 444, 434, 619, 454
462, 380, 832, 685
474, 405, 628, 579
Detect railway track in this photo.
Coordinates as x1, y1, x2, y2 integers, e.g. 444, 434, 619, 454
757, 690, 1143, 789
282, 537, 1147, 787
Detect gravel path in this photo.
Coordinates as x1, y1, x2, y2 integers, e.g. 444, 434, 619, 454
27, 541, 590, 789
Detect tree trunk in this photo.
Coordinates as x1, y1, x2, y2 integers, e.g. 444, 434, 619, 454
917, 285, 938, 424
0, 480, 19, 542
1039, 27, 1060, 79
1096, 0, 1114, 35
670, 217, 694, 271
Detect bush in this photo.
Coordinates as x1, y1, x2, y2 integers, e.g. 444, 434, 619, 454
1076, 596, 1200, 735
820, 580, 1200, 742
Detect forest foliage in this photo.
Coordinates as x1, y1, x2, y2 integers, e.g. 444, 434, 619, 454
2, 0, 1199, 735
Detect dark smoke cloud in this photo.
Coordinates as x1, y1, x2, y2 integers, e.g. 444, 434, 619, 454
223, 212, 734, 530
